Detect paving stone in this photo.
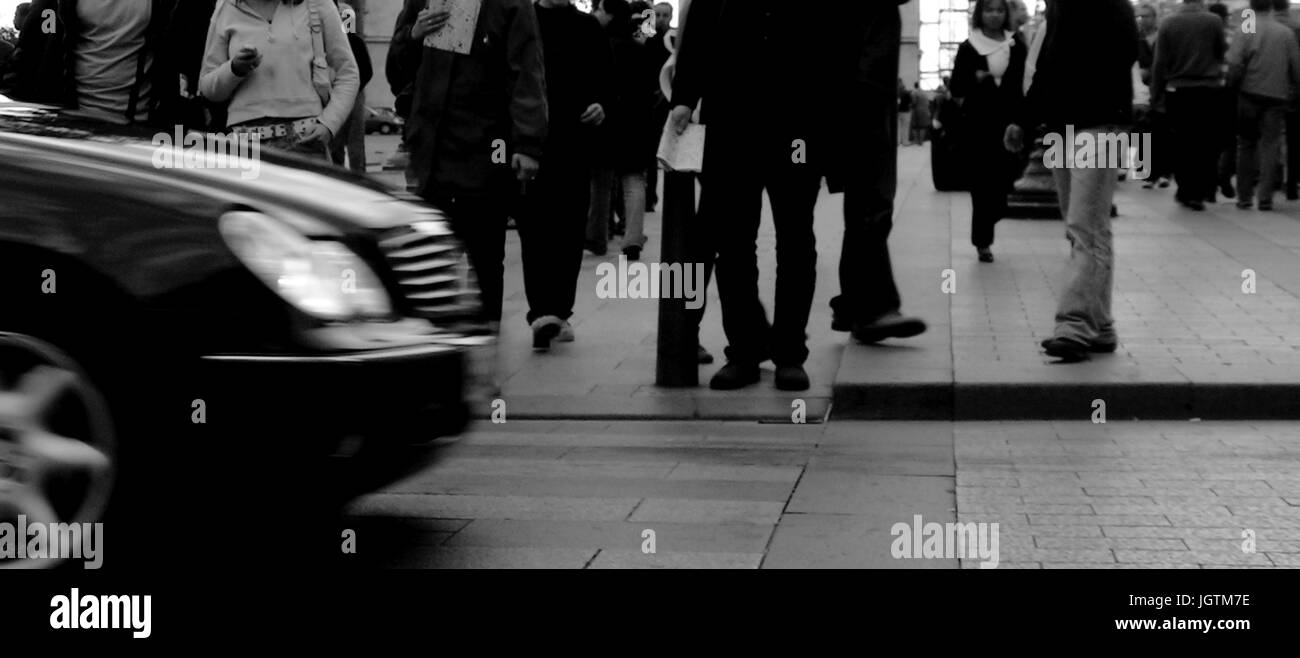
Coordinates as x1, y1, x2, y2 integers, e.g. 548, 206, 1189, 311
589, 550, 764, 569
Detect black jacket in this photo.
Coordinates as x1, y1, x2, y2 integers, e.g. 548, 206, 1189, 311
951, 35, 1027, 138
1025, 0, 1138, 132
2, 0, 215, 129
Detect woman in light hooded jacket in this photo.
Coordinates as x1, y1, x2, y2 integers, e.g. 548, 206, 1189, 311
200, 0, 359, 158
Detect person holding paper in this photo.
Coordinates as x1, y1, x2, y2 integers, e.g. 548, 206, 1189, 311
668, 0, 828, 392
392, 0, 548, 329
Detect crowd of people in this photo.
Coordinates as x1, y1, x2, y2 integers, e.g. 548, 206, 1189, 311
0, 0, 1227, 386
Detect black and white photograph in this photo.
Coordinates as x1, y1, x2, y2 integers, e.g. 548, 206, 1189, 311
0, 0, 1297, 642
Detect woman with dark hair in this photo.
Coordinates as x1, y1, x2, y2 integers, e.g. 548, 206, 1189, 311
951, 0, 1027, 263
200, 0, 360, 158
587, 0, 658, 260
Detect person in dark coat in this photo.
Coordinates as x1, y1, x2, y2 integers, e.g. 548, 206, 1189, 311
669, 0, 831, 392
330, 1, 373, 173
951, 0, 1027, 263
587, 0, 658, 261
392, 0, 547, 330
3, 0, 216, 130
824, 0, 928, 347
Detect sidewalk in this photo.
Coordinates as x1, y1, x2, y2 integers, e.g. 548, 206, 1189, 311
372, 144, 1300, 421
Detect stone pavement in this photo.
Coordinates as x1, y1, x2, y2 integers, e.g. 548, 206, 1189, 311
368, 139, 1300, 420
340, 420, 1300, 569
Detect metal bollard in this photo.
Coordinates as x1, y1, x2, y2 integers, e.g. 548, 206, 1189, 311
655, 170, 699, 387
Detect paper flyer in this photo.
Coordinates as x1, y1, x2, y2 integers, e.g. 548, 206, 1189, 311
424, 0, 482, 55
656, 116, 705, 173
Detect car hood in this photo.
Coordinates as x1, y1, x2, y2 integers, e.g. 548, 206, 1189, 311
0, 95, 442, 237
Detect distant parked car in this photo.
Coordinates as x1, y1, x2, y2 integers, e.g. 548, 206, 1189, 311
365, 107, 404, 135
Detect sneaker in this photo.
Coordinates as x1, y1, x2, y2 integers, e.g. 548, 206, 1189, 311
623, 245, 642, 261
530, 315, 563, 352
557, 321, 575, 343
1040, 336, 1090, 362
851, 311, 928, 344
709, 362, 761, 390
977, 248, 994, 263
697, 345, 715, 365
774, 365, 810, 391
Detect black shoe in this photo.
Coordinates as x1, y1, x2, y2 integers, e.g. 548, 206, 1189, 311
831, 313, 853, 332
977, 248, 994, 263
1258, 200, 1273, 211
1039, 337, 1117, 354
1179, 198, 1206, 211
774, 365, 810, 391
1041, 337, 1090, 362
1221, 180, 1237, 199
697, 345, 715, 365
585, 242, 607, 256
623, 245, 642, 261
851, 312, 928, 344
709, 362, 761, 390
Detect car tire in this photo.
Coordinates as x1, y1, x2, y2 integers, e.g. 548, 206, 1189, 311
379, 124, 393, 135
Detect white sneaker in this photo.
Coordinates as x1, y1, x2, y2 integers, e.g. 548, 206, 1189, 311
557, 321, 575, 343
530, 315, 563, 352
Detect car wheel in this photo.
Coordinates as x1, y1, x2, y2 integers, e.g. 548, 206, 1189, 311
0, 332, 116, 569
379, 124, 393, 135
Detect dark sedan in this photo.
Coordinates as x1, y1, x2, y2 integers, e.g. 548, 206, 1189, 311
364, 107, 404, 135
0, 96, 488, 567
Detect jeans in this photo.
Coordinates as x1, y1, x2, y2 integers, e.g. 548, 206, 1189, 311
1235, 92, 1287, 205
519, 156, 590, 325
588, 168, 648, 250
330, 92, 368, 174
1050, 133, 1118, 344
1166, 87, 1223, 203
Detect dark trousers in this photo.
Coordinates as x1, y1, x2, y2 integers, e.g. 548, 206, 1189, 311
422, 189, 509, 325
1134, 106, 1170, 181
1166, 87, 1223, 203
518, 156, 591, 325
831, 83, 903, 325
1235, 92, 1288, 205
1287, 109, 1300, 192
701, 133, 822, 367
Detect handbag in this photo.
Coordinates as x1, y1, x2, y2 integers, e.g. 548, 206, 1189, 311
307, 0, 334, 106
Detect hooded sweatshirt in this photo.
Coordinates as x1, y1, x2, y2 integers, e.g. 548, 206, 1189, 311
199, 0, 359, 133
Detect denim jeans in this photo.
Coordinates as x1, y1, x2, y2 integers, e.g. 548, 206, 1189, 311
588, 168, 649, 250
1235, 92, 1288, 205
1050, 129, 1119, 344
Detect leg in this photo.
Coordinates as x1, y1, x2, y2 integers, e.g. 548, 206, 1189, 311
702, 144, 768, 366
766, 156, 822, 368
1257, 101, 1286, 206
586, 167, 613, 251
1053, 151, 1117, 345
621, 170, 649, 250
519, 157, 591, 325
1236, 94, 1261, 206
345, 93, 367, 174
425, 190, 509, 326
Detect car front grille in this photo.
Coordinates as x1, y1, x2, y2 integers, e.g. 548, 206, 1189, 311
377, 222, 480, 322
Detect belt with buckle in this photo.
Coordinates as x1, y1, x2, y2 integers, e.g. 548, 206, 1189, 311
231, 118, 319, 140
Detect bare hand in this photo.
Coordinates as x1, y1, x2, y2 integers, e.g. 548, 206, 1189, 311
512, 153, 540, 182
580, 103, 606, 126
669, 104, 692, 135
300, 121, 334, 145
412, 9, 451, 40
1003, 124, 1024, 153
232, 46, 262, 77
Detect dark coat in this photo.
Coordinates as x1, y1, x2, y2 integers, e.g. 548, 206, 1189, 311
2, 0, 215, 129
392, 0, 548, 198
597, 31, 658, 172
951, 35, 1027, 186
1026, 0, 1137, 132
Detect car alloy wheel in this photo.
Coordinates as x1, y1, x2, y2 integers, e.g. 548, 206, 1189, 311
0, 332, 116, 568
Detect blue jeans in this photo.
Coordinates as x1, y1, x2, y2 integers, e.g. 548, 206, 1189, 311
1051, 130, 1119, 344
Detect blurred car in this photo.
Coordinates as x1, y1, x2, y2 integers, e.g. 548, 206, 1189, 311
364, 107, 404, 135
0, 95, 488, 566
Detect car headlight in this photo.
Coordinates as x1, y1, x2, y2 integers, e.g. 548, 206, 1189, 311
218, 211, 392, 321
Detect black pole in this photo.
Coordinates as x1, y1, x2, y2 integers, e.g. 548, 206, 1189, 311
655, 170, 699, 387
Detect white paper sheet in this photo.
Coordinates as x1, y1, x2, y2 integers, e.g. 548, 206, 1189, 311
424, 0, 482, 55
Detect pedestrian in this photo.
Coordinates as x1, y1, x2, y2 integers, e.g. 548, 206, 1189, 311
200, 0, 360, 160
1009, 0, 1137, 362
1227, 0, 1300, 211
328, 1, 373, 174
391, 0, 547, 331
1150, 0, 1228, 211
1209, 2, 1238, 203
587, 0, 658, 262
826, 1, 928, 348
951, 0, 1027, 264
3, 0, 214, 130
1274, 0, 1300, 200
909, 82, 931, 146
669, 0, 829, 391
1008, 0, 1029, 33
521, 0, 610, 351
643, 1, 675, 213
1136, 1, 1172, 190
897, 77, 913, 145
